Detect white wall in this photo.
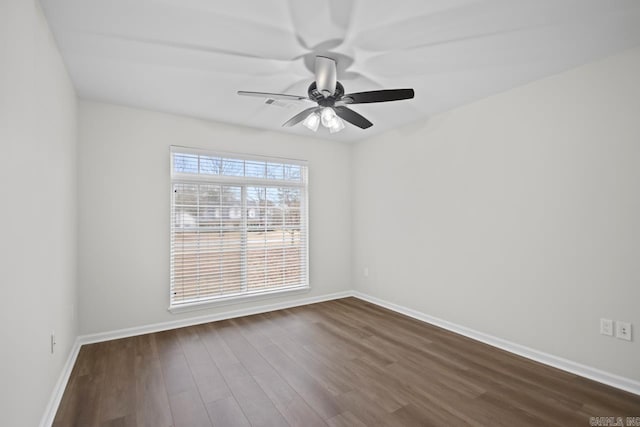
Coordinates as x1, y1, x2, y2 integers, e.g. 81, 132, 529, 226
0, 1, 78, 426
77, 101, 351, 334
352, 47, 640, 381
0, 4, 637, 423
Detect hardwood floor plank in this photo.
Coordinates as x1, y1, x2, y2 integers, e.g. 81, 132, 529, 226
572, 376, 640, 414
274, 396, 328, 427
226, 317, 329, 426
99, 413, 137, 427
231, 316, 275, 349
205, 396, 251, 427
133, 334, 173, 427
218, 363, 289, 427
99, 339, 136, 423
460, 366, 587, 425
53, 344, 105, 427
155, 330, 197, 397
246, 313, 353, 396
195, 322, 240, 370
385, 403, 449, 427
220, 319, 305, 410
53, 374, 102, 427
54, 298, 640, 426
176, 327, 232, 404
256, 343, 343, 420
338, 358, 408, 413
334, 389, 393, 426
169, 389, 212, 427
311, 317, 395, 367
326, 411, 368, 427
155, 329, 212, 427
269, 334, 354, 396
202, 324, 289, 427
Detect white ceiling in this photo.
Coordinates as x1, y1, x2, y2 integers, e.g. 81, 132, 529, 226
40, 0, 640, 142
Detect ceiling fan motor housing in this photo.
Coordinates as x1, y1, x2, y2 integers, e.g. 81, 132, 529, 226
308, 81, 345, 107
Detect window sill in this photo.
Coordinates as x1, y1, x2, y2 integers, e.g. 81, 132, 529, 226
168, 285, 311, 314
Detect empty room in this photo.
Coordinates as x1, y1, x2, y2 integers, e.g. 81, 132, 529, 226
2, 0, 640, 426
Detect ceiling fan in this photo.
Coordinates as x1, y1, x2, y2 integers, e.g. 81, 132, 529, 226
238, 56, 414, 133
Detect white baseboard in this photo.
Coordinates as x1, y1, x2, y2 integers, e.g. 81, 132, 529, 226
39, 338, 82, 427
40, 290, 351, 426
78, 290, 352, 345
41, 288, 640, 426
352, 291, 640, 396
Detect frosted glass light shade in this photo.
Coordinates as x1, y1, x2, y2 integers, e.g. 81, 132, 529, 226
328, 117, 345, 133
302, 112, 320, 131
320, 107, 337, 127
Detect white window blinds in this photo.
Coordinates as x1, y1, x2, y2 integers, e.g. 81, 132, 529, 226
170, 147, 309, 308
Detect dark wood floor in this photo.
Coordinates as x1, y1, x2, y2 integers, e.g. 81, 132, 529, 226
54, 297, 640, 426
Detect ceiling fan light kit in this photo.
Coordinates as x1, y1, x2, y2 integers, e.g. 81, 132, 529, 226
238, 56, 415, 134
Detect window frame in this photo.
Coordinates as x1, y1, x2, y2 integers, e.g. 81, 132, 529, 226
168, 146, 310, 313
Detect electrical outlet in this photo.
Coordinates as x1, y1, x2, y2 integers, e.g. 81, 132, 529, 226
363, 267, 369, 278
50, 331, 56, 354
615, 321, 632, 341
600, 318, 614, 336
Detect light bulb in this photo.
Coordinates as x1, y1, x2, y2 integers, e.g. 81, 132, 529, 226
302, 112, 320, 132
328, 117, 345, 133
320, 107, 337, 128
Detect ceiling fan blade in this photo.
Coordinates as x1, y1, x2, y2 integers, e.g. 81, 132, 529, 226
264, 99, 302, 108
92, 32, 296, 61
342, 89, 415, 104
237, 91, 309, 102
334, 106, 373, 129
287, 0, 354, 50
315, 56, 337, 96
282, 107, 320, 127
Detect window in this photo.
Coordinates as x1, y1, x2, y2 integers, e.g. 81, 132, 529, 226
170, 147, 309, 309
